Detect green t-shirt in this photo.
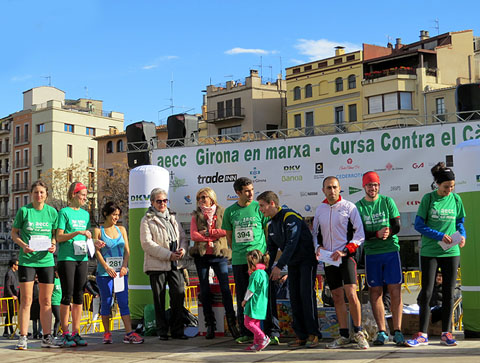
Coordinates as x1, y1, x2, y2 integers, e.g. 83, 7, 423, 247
221, 201, 267, 265
13, 203, 58, 268
356, 195, 400, 255
416, 191, 465, 257
51, 277, 62, 306
244, 268, 269, 320
57, 207, 91, 262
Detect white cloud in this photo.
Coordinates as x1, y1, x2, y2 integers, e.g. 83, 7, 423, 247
11, 74, 32, 82
142, 55, 179, 70
225, 47, 270, 55
290, 59, 306, 65
295, 39, 361, 61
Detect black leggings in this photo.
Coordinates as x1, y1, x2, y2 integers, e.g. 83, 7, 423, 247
57, 260, 88, 305
418, 255, 460, 333
52, 305, 61, 335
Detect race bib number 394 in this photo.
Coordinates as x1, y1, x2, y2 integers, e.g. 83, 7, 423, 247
235, 227, 253, 243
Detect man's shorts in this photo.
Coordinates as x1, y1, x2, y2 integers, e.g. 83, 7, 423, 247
365, 250, 403, 287
324, 256, 357, 291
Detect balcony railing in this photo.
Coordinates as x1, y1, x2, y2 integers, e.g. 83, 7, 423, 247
364, 67, 416, 80
0, 168, 9, 175
34, 156, 43, 165
206, 107, 245, 122
14, 136, 29, 145
0, 187, 8, 196
13, 159, 29, 169
12, 183, 28, 192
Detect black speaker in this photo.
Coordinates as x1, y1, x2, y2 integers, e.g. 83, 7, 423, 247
456, 83, 480, 120
126, 121, 157, 168
167, 114, 198, 147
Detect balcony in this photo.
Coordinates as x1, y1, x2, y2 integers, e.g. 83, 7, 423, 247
0, 168, 9, 176
13, 159, 29, 170
0, 128, 9, 135
0, 187, 8, 197
0, 148, 10, 156
12, 183, 28, 193
14, 136, 29, 146
34, 156, 43, 166
364, 67, 416, 81
206, 107, 245, 122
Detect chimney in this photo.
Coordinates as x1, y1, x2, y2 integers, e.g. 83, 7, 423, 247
335, 46, 345, 56
420, 30, 430, 41
109, 126, 118, 135
395, 38, 403, 50
250, 69, 259, 77
387, 42, 393, 49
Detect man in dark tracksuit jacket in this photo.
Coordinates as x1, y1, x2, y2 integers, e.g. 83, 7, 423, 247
3, 258, 19, 337
257, 191, 321, 348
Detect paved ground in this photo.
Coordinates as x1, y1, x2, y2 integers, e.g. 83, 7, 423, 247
1, 330, 479, 363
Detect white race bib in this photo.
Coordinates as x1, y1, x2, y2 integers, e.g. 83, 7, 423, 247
106, 257, 123, 271
73, 240, 87, 256
235, 226, 254, 243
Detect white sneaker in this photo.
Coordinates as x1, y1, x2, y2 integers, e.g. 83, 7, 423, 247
41, 334, 61, 348
15, 335, 28, 350
326, 336, 350, 349
353, 331, 369, 350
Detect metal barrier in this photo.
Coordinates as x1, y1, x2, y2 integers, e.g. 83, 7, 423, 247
0, 297, 19, 337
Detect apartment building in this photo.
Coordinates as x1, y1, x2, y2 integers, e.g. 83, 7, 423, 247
205, 69, 286, 138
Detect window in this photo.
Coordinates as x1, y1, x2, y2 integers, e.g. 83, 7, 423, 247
15, 151, 20, 168
348, 104, 357, 122
293, 86, 301, 100
14, 197, 20, 214
116, 140, 124, 152
24, 124, 29, 142
219, 126, 241, 140
64, 123, 74, 133
5, 138, 8, 153
37, 170, 42, 180
367, 92, 413, 114
37, 123, 45, 133
384, 93, 398, 112
106, 141, 113, 153
23, 195, 29, 206
23, 149, 28, 167
67, 144, 73, 158
0, 140, 2, 153
86, 127, 96, 136
234, 98, 242, 116
36, 145, 43, 165
400, 92, 412, 110
436, 98, 445, 114
23, 171, 28, 185
305, 111, 314, 136
335, 106, 344, 124
15, 126, 20, 144
217, 101, 225, 119
334, 58, 342, 65
107, 168, 114, 177
319, 81, 328, 95
294, 114, 301, 128
304, 65, 312, 71
305, 84, 312, 98
348, 75, 356, 89
346, 55, 355, 61
318, 61, 328, 68
292, 68, 301, 74
335, 77, 343, 92
67, 170, 73, 183
88, 172, 95, 191
88, 147, 94, 166
226, 99, 233, 117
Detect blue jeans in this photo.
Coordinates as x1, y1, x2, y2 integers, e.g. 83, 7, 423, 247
195, 255, 235, 326
233, 264, 252, 336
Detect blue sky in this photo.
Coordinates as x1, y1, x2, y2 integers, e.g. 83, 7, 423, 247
1, 0, 479, 128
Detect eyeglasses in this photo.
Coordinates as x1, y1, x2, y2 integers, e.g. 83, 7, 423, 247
197, 195, 209, 201
155, 199, 168, 204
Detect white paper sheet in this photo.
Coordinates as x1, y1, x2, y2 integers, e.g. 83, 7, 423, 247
86, 238, 95, 258
114, 276, 125, 293
438, 231, 463, 251
317, 249, 342, 267
29, 236, 51, 251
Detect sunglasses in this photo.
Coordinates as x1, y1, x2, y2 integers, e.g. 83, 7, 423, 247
197, 195, 209, 201
155, 199, 169, 204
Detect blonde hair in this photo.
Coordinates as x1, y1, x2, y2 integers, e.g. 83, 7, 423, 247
67, 181, 84, 202
196, 187, 218, 207
246, 249, 270, 271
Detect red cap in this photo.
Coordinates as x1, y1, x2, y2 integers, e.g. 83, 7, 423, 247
362, 171, 380, 187
73, 182, 87, 194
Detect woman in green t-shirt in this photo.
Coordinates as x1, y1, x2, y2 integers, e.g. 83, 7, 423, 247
11, 180, 59, 350
56, 181, 91, 348
406, 162, 466, 348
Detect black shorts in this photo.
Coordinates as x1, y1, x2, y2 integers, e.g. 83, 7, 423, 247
18, 265, 55, 284
324, 256, 357, 291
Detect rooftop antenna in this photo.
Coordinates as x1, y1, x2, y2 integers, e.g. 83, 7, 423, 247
84, 86, 89, 99
279, 56, 283, 79
386, 34, 393, 44
42, 75, 52, 87
254, 56, 263, 80
433, 18, 440, 35
157, 74, 194, 124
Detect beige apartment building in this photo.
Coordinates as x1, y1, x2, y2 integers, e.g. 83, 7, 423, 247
204, 69, 286, 138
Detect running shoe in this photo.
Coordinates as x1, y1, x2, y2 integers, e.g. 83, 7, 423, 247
103, 332, 112, 344
244, 343, 258, 351
124, 332, 144, 344
353, 331, 369, 349
269, 336, 280, 345
256, 336, 270, 351
60, 332, 76, 348
15, 335, 28, 350
305, 335, 319, 348
373, 331, 389, 346
393, 331, 405, 346
41, 334, 60, 348
326, 335, 350, 349
236, 335, 253, 344
288, 338, 306, 347
72, 332, 87, 346
440, 332, 457, 346
405, 332, 428, 347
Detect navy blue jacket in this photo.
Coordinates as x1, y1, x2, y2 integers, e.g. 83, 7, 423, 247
267, 208, 317, 270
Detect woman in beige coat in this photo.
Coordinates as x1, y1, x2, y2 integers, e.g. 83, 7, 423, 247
140, 188, 188, 340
